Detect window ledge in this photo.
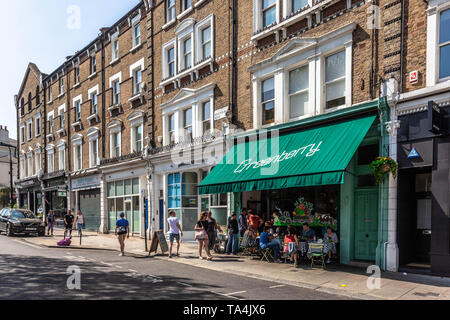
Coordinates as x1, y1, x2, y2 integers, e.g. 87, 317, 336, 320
160, 57, 213, 87
195, 0, 208, 8
73, 82, 81, 89
57, 93, 65, 99
88, 72, 97, 80
162, 19, 176, 31
128, 93, 144, 103
87, 113, 99, 122
110, 58, 120, 66
129, 43, 143, 53
108, 104, 123, 113
47, 100, 53, 105
72, 121, 82, 128
177, 7, 193, 20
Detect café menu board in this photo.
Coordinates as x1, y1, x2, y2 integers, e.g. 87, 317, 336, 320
149, 230, 169, 256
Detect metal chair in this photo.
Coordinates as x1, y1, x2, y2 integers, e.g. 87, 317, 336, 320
309, 243, 326, 269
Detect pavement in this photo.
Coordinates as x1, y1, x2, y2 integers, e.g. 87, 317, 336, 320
20, 229, 450, 300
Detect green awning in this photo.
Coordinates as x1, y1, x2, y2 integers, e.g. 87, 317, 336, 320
199, 115, 376, 194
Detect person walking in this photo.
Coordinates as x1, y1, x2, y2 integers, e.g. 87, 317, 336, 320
115, 212, 129, 257
168, 211, 183, 258
238, 208, 248, 238
206, 211, 221, 251
226, 213, 240, 255
74, 210, 84, 236
64, 210, 75, 237
195, 211, 212, 261
46, 210, 56, 236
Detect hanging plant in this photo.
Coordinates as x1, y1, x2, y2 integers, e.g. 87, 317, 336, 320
369, 157, 398, 185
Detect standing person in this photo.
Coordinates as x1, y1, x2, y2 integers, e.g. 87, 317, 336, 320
74, 210, 84, 236
64, 210, 75, 237
226, 213, 240, 255
195, 211, 212, 261
238, 208, 248, 237
206, 211, 221, 251
168, 211, 183, 258
248, 210, 263, 234
284, 226, 299, 267
115, 212, 129, 257
46, 210, 56, 236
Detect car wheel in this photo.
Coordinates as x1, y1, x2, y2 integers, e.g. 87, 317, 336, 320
6, 225, 14, 237
38, 231, 45, 237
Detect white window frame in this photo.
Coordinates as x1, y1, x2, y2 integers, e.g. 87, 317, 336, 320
249, 23, 355, 129
56, 141, 66, 171
287, 63, 310, 120
27, 152, 34, 177
35, 114, 41, 137
182, 0, 192, 12
177, 21, 195, 72
27, 119, 33, 141
254, 0, 280, 32
166, 0, 176, 23
87, 129, 100, 168
163, 39, 177, 80
88, 85, 99, 115
200, 100, 213, 135
109, 122, 122, 159
35, 148, 42, 174
109, 72, 122, 105
20, 123, 25, 144
90, 55, 97, 76
129, 112, 144, 153
46, 146, 55, 174
59, 77, 64, 96
283, 0, 312, 18
195, 15, 214, 63
74, 66, 80, 85
47, 111, 55, 134
161, 83, 215, 145
58, 104, 66, 130
427, 1, 450, 85
324, 49, 347, 111
73, 95, 82, 123
72, 135, 83, 171
111, 32, 119, 62
48, 86, 53, 103
130, 58, 145, 96
132, 15, 142, 49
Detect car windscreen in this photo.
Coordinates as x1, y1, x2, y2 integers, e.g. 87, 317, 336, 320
11, 211, 36, 219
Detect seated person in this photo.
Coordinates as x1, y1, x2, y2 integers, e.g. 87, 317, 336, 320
301, 223, 316, 242
259, 226, 282, 263
283, 226, 299, 267
242, 228, 258, 248
265, 221, 274, 235
323, 227, 339, 263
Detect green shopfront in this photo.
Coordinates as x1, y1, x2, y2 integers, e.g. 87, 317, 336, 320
199, 99, 391, 269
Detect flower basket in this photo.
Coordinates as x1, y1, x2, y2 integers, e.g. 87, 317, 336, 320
370, 157, 398, 186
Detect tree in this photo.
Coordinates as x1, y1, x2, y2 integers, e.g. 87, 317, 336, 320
0, 187, 11, 208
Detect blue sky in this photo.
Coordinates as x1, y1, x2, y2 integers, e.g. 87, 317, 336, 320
0, 0, 142, 140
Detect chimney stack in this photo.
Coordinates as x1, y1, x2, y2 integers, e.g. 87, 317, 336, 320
0, 125, 9, 144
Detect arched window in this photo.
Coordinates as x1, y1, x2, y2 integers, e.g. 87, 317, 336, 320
36, 86, 40, 105
28, 93, 32, 112
20, 98, 25, 116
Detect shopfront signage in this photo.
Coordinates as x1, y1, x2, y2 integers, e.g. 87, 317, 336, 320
214, 106, 229, 121
408, 148, 420, 159
71, 175, 101, 191
428, 101, 447, 135
409, 70, 418, 84
233, 142, 322, 174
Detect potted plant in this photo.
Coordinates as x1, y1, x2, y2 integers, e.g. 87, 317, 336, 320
369, 157, 398, 185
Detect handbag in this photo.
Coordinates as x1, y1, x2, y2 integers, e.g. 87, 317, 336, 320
195, 230, 207, 240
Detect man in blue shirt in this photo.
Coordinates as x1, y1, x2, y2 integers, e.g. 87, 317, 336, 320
115, 212, 129, 257
302, 223, 316, 241
259, 226, 281, 262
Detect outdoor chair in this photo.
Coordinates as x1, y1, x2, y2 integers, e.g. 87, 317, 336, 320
309, 243, 326, 269
260, 247, 274, 263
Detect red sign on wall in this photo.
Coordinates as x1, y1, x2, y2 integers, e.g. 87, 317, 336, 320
410, 70, 419, 84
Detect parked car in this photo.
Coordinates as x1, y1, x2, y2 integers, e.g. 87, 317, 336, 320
0, 208, 45, 237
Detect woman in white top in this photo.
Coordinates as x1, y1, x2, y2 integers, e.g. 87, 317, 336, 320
74, 210, 84, 234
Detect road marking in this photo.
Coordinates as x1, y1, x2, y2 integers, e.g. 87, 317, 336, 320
13, 240, 42, 250
100, 261, 113, 267
224, 291, 247, 296
269, 285, 286, 289
177, 282, 193, 287
210, 291, 242, 300
128, 269, 138, 273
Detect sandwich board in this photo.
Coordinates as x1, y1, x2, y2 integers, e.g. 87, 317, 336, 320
149, 230, 169, 256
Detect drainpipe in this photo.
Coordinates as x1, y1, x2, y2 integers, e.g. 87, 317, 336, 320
399, 0, 405, 93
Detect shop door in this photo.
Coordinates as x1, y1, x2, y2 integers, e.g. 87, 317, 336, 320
159, 199, 164, 231
415, 198, 431, 263
354, 189, 378, 261
79, 189, 101, 231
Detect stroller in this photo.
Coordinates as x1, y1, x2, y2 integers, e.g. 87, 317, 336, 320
57, 236, 72, 247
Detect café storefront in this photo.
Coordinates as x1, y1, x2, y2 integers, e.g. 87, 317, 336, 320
199, 99, 391, 268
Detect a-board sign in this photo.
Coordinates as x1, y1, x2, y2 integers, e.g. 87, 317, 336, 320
149, 230, 169, 255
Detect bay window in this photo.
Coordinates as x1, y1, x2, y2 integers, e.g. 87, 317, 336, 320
262, 77, 275, 125
439, 9, 450, 79
289, 65, 309, 119
325, 50, 346, 109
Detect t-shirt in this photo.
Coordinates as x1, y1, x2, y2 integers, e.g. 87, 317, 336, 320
259, 232, 269, 249
196, 220, 208, 230
47, 214, 55, 223
64, 214, 74, 225
249, 214, 260, 230
324, 232, 339, 243
116, 218, 129, 228
206, 218, 217, 232
168, 217, 180, 235
238, 214, 248, 230
302, 228, 316, 240
228, 218, 239, 234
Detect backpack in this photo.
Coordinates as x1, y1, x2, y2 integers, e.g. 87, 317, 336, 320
117, 226, 127, 235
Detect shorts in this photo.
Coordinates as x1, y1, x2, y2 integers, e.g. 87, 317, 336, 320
118, 234, 127, 246
169, 233, 180, 242
65, 224, 73, 230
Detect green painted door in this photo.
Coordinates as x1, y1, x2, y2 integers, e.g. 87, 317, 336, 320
354, 189, 378, 261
